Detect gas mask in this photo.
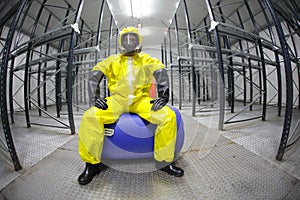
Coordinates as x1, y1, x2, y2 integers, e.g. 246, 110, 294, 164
122, 33, 139, 52
118, 28, 142, 56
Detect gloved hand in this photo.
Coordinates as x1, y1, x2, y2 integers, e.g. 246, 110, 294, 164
94, 98, 108, 110
150, 97, 168, 111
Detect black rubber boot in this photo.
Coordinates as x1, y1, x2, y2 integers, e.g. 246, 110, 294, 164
155, 161, 184, 177
78, 163, 107, 185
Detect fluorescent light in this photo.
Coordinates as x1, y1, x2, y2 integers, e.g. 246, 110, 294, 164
137, 21, 142, 30
131, 0, 142, 18
115, 0, 153, 18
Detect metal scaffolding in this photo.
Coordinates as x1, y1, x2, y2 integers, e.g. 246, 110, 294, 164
0, 0, 299, 171
166, 0, 299, 161
0, 0, 117, 171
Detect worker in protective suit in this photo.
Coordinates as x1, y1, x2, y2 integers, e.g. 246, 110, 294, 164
78, 27, 184, 185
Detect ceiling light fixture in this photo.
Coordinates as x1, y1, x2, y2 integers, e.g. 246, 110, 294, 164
130, 0, 142, 18
137, 20, 142, 30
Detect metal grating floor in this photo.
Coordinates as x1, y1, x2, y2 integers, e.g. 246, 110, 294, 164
0, 106, 300, 200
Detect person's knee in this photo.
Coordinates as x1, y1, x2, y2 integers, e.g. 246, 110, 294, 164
166, 108, 176, 122
83, 107, 98, 117
159, 108, 176, 126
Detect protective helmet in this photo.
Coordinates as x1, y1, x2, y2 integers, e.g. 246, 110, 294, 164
118, 27, 142, 56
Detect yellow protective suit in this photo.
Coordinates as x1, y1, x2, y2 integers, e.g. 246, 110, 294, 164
78, 28, 177, 164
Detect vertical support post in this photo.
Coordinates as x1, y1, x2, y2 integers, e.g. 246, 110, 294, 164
274, 50, 282, 116
264, 0, 293, 161
29, 0, 46, 114
248, 58, 253, 111
9, 57, 15, 123
66, 0, 84, 134
164, 37, 168, 67
236, 10, 247, 106
115, 29, 118, 54
161, 44, 164, 65
228, 55, 234, 113
218, 3, 234, 113
108, 15, 113, 56
197, 71, 201, 105
77, 21, 84, 107
244, 0, 267, 120
168, 28, 174, 106
9, 1, 32, 124
168, 28, 173, 64
41, 13, 52, 111
37, 51, 42, 116
24, 42, 32, 127
0, 0, 29, 171
182, 0, 196, 116
287, 23, 300, 109
43, 42, 50, 111
174, 14, 182, 110
258, 39, 267, 120
256, 47, 263, 105
95, 0, 105, 97
204, 17, 217, 106
57, 5, 71, 117
205, 0, 226, 130
95, 0, 105, 60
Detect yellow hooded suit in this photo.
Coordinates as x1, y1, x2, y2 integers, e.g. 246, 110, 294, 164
78, 27, 177, 164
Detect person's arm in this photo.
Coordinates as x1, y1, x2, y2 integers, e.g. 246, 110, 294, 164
88, 70, 107, 110
151, 68, 169, 111
88, 55, 116, 108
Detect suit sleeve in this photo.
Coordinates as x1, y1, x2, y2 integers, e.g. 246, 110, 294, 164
153, 68, 169, 101
88, 70, 104, 106
88, 56, 114, 106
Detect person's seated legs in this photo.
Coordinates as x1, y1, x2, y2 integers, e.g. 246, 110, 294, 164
137, 98, 184, 177
77, 101, 118, 185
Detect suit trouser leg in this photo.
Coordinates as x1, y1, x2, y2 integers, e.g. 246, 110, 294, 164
78, 96, 124, 164
130, 97, 177, 162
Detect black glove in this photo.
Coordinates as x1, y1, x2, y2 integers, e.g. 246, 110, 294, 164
150, 97, 168, 111
94, 98, 108, 110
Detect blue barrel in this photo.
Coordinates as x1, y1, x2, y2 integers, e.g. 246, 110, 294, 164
101, 107, 184, 159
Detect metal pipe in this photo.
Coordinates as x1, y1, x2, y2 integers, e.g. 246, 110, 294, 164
182, 0, 195, 116
66, 0, 84, 134
108, 15, 113, 56
236, 10, 247, 106
205, 0, 226, 130
43, 14, 52, 111
174, 14, 182, 110
168, 28, 174, 106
